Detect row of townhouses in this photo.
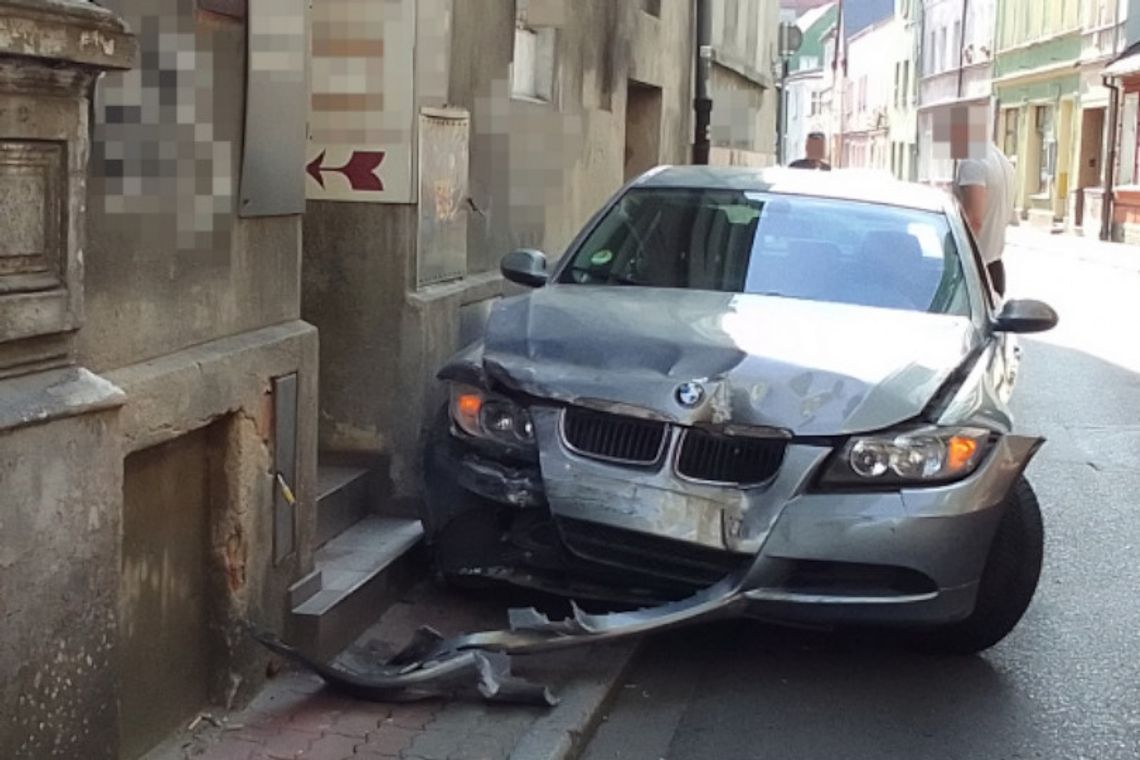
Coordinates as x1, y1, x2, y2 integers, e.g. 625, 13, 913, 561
0, 1, 789, 758
782, 0, 1140, 243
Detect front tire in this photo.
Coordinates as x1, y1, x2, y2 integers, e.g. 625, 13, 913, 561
914, 476, 1044, 655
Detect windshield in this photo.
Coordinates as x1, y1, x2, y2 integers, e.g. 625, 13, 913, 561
558, 188, 972, 316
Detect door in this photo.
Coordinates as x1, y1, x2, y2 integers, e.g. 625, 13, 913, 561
1075, 107, 1106, 225
624, 80, 664, 182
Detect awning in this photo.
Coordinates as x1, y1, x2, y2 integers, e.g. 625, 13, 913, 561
1104, 42, 1140, 79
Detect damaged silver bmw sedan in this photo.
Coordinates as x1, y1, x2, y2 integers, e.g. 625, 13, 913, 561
422, 165, 1059, 655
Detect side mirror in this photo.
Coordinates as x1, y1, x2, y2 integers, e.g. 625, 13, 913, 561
501, 249, 549, 287
994, 299, 1058, 334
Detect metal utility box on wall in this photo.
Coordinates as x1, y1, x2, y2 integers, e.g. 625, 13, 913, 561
416, 107, 470, 287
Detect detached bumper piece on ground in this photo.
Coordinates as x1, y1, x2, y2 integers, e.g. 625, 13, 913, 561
250, 574, 745, 706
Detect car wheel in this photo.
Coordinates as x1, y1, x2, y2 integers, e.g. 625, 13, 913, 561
422, 405, 511, 579
913, 476, 1044, 655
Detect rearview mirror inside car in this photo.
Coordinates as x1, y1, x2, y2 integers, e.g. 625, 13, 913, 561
994, 299, 1058, 334
501, 249, 549, 288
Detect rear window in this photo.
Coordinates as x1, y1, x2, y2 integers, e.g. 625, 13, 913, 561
558, 188, 972, 316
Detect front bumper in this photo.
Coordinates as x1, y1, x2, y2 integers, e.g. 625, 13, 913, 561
430, 406, 1043, 628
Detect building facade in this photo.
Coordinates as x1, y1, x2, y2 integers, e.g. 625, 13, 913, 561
917, 0, 998, 188
1098, 0, 1140, 241
1, 1, 320, 758
707, 0, 783, 166
1070, 0, 1129, 236
993, 0, 1082, 226
889, 0, 922, 180
842, 16, 899, 170
782, 2, 840, 165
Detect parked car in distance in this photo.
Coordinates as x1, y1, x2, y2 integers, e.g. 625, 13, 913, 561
422, 165, 1058, 654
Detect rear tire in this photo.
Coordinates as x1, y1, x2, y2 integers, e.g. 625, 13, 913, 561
912, 476, 1044, 655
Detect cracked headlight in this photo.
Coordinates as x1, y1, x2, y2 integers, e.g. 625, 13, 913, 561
449, 383, 536, 448
818, 425, 993, 489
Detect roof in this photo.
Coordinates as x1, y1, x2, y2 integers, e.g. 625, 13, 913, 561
843, 0, 894, 39
796, 1, 835, 32
1105, 40, 1140, 78
634, 166, 950, 214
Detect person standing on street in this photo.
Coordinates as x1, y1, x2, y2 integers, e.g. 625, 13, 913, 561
947, 103, 1017, 297
789, 132, 833, 171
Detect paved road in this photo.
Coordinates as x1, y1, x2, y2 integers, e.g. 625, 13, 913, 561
581, 230, 1140, 760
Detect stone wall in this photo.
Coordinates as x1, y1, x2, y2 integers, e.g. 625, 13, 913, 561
0, 2, 318, 758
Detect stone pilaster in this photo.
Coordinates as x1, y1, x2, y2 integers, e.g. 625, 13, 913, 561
0, 2, 136, 758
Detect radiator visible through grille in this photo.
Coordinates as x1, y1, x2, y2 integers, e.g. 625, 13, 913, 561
561, 407, 667, 465
677, 428, 786, 485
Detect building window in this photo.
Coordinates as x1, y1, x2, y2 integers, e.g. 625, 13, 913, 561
511, 2, 556, 102
1035, 105, 1057, 195
894, 62, 901, 107
811, 90, 823, 116
902, 61, 910, 106
952, 20, 961, 69
1120, 93, 1139, 186
1003, 108, 1020, 158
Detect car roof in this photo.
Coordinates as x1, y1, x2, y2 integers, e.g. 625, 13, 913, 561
633, 165, 952, 214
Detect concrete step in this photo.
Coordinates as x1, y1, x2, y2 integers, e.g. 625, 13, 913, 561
288, 516, 425, 661
315, 464, 372, 548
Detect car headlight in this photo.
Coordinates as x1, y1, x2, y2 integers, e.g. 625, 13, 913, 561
449, 383, 536, 448
818, 425, 993, 489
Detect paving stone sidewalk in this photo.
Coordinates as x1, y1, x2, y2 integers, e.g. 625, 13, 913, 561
142, 584, 636, 760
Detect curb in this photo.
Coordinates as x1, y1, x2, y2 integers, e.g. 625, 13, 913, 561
507, 639, 642, 760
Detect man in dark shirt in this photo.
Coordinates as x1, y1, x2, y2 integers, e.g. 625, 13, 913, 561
788, 132, 832, 170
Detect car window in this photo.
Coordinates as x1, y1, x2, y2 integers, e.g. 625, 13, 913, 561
558, 188, 972, 317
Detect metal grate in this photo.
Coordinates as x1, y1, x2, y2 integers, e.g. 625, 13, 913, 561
561, 407, 667, 465
676, 428, 786, 485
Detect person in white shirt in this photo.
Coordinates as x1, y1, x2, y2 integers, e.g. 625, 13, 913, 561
947, 103, 1018, 297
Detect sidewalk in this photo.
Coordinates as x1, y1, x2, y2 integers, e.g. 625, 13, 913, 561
142, 584, 636, 760
1006, 225, 1140, 273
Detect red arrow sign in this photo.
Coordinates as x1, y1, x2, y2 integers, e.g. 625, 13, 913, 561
306, 150, 386, 192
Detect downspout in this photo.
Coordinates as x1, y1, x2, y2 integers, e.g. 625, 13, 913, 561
953, 0, 970, 181
1101, 73, 1120, 241
693, 0, 712, 165
917, 0, 928, 182
833, 0, 844, 167
956, 0, 969, 100
777, 56, 789, 164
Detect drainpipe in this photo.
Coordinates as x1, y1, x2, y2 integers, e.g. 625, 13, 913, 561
953, 0, 970, 181
692, 0, 712, 165
776, 56, 790, 164
833, 0, 845, 167
956, 0, 969, 100
1101, 74, 1121, 241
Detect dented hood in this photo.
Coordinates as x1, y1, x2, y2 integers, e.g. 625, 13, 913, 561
479, 286, 980, 436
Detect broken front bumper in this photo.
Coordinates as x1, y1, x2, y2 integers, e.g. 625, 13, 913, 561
438, 406, 1044, 627
255, 434, 1041, 707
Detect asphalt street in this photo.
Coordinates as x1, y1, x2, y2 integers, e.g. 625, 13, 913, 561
580, 229, 1140, 760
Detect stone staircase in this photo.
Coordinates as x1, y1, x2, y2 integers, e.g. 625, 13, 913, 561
288, 459, 425, 661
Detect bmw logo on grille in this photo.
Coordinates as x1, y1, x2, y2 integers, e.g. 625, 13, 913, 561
675, 381, 706, 408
